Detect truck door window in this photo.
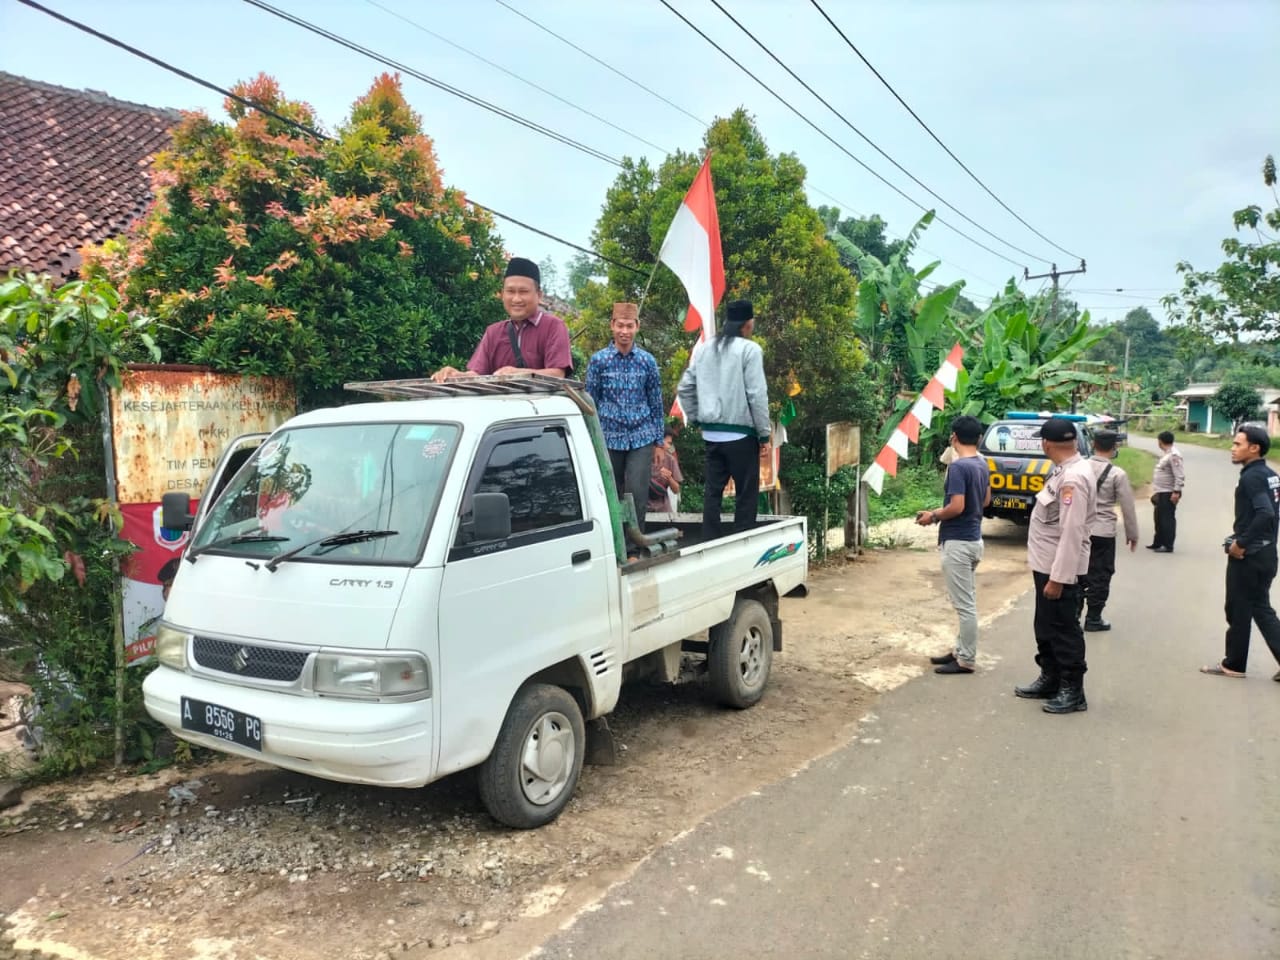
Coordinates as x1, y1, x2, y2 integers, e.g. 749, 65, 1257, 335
458, 426, 583, 544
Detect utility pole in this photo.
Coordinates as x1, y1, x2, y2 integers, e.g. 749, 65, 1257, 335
1024, 259, 1087, 324
1119, 336, 1131, 421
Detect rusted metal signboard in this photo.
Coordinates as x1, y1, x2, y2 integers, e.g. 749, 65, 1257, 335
109, 367, 294, 665
825, 422, 861, 477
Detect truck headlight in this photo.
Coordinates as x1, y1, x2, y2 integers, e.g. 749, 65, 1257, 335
311, 652, 430, 700
155, 624, 190, 671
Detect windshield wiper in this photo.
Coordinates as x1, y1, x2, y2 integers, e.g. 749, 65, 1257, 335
185, 533, 289, 563
263, 529, 399, 572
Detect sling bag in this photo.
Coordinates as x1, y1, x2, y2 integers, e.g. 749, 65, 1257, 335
505, 321, 525, 369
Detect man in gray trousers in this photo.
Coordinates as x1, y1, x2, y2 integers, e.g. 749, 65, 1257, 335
916, 416, 991, 674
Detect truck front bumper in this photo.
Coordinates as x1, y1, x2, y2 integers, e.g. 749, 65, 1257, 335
143, 666, 434, 788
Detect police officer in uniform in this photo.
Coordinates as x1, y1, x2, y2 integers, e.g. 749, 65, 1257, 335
1015, 417, 1097, 714
1200, 424, 1280, 679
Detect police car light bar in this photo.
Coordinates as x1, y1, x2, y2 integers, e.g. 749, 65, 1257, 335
1003, 411, 1089, 421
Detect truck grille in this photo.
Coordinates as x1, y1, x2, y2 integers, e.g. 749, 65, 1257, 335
192, 637, 309, 683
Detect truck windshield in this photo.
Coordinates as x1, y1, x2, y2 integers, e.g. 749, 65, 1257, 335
189, 422, 459, 565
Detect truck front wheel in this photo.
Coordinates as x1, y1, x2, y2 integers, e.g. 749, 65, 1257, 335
478, 683, 585, 829
708, 598, 774, 709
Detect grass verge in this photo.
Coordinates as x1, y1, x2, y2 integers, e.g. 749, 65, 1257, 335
867, 463, 942, 527
1114, 446, 1156, 487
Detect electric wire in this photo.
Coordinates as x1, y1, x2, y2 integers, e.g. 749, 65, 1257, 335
363, 0, 669, 154
490, 0, 1011, 296
705, 0, 1055, 266
807, 0, 1082, 262
492, 0, 706, 127
14, 0, 648, 277
655, 0, 1029, 270
240, 0, 623, 166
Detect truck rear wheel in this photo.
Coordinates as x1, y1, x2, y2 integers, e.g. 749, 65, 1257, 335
478, 683, 585, 829
708, 598, 773, 709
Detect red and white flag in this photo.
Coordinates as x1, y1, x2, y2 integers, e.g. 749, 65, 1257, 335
659, 154, 725, 343
864, 343, 966, 495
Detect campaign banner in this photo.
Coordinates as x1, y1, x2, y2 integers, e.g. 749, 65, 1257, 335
110, 368, 294, 665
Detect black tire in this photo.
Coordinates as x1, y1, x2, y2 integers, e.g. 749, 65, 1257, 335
477, 683, 585, 829
708, 598, 774, 709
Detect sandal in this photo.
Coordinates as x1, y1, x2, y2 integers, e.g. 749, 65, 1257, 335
1200, 663, 1246, 678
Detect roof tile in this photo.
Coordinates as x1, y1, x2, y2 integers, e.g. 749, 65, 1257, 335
0, 71, 178, 279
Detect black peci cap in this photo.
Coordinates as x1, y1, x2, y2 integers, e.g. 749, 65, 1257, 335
1037, 417, 1078, 442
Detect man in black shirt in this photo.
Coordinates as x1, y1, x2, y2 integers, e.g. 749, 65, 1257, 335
1201, 424, 1280, 679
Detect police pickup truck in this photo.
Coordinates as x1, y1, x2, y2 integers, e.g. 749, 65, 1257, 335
981, 412, 1092, 523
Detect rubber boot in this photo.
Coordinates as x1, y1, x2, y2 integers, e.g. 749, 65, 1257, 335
1042, 680, 1088, 714
1014, 669, 1060, 700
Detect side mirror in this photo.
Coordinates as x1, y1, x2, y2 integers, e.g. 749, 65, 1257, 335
161, 492, 195, 531
472, 492, 511, 542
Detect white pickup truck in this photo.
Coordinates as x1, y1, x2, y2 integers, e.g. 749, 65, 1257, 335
143, 376, 807, 827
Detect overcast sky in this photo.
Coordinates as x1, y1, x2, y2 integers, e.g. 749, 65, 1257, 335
3, 0, 1276, 323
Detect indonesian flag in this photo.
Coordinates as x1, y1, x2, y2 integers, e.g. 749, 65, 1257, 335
658, 154, 726, 342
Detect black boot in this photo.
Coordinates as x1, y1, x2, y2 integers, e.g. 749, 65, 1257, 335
1083, 608, 1111, 632
1014, 670, 1060, 699
1043, 681, 1087, 714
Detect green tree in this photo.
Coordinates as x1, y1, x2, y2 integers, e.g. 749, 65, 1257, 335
846, 211, 963, 415
816, 207, 907, 276
1, 274, 153, 772
943, 281, 1107, 433
1211, 377, 1264, 430
585, 109, 877, 460
83, 73, 507, 408
565, 252, 601, 305
1164, 154, 1280, 338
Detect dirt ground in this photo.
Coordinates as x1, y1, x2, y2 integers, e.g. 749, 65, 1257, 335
0, 523, 1033, 960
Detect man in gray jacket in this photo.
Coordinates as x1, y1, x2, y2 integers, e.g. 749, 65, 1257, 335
1081, 430, 1139, 631
677, 299, 771, 538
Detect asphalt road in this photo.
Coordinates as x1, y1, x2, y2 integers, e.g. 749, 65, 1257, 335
536, 437, 1280, 960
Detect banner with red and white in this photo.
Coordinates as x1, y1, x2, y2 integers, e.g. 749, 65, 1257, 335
864, 343, 965, 495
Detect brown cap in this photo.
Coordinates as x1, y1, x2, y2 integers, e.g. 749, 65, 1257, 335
611, 302, 639, 321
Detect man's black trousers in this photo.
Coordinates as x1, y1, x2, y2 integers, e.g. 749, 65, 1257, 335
1152, 492, 1177, 549
1033, 571, 1087, 683
703, 436, 760, 539
1223, 548, 1280, 674
1081, 535, 1117, 615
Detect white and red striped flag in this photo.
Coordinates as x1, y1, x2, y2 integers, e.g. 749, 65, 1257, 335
864, 344, 965, 495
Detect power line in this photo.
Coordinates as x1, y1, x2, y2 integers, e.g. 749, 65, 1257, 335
1074, 288, 1168, 301
492, 0, 706, 128
363, 0, 668, 154
13, 0, 647, 278
240, 0, 623, 167
655, 0, 1028, 271
704, 0, 1055, 266
807, 0, 1082, 262
488, 0, 1011, 298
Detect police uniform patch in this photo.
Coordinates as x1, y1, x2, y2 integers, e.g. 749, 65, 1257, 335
1061, 487, 1073, 508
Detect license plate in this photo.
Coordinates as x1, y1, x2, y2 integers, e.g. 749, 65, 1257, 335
992, 496, 1026, 510
181, 697, 262, 751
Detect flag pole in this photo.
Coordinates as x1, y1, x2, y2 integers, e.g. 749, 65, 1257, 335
636, 259, 662, 318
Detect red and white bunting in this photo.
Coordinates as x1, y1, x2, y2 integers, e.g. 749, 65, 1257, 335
864, 344, 965, 495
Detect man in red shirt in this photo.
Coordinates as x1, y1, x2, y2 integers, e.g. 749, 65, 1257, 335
432, 257, 573, 382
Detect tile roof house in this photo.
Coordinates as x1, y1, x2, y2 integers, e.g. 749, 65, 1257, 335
0, 72, 178, 280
